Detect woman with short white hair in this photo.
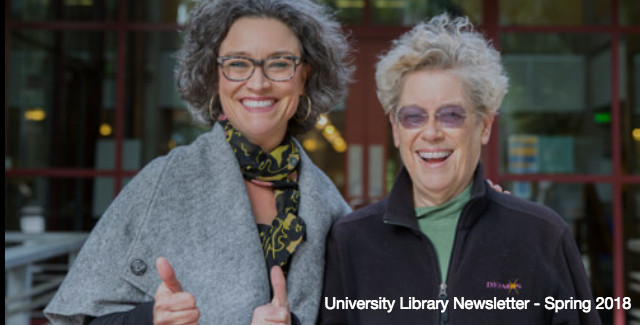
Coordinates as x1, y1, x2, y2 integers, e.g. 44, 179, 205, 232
320, 14, 601, 325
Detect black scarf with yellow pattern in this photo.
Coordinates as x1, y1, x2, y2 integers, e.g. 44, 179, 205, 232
220, 119, 306, 275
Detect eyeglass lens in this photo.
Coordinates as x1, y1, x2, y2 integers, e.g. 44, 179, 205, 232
221, 57, 296, 81
396, 105, 467, 129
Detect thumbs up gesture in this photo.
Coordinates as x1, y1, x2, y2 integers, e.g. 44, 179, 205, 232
153, 257, 200, 325
250, 266, 291, 325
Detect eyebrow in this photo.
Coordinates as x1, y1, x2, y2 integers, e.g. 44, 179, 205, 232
220, 50, 299, 57
399, 103, 466, 109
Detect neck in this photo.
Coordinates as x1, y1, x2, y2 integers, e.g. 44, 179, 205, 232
246, 129, 287, 153
219, 119, 287, 153
413, 179, 472, 207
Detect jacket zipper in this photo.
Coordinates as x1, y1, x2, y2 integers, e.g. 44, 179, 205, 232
438, 197, 478, 324
439, 282, 449, 324
384, 218, 450, 324
383, 179, 483, 324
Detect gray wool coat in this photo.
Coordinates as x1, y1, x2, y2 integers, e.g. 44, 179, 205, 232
44, 123, 351, 325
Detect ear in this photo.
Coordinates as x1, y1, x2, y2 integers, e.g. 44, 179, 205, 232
480, 113, 495, 145
303, 65, 312, 79
298, 65, 312, 94
389, 113, 400, 148
301, 64, 312, 84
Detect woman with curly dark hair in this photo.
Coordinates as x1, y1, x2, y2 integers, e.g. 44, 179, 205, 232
45, 1, 353, 324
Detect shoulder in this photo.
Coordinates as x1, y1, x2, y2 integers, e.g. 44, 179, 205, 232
486, 190, 569, 237
140, 125, 231, 178
295, 139, 351, 217
161, 125, 227, 167
115, 126, 238, 209
331, 198, 387, 236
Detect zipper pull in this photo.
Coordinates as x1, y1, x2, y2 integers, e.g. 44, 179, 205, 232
439, 283, 447, 298
439, 283, 449, 324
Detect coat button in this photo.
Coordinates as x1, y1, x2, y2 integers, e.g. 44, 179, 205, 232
130, 259, 147, 276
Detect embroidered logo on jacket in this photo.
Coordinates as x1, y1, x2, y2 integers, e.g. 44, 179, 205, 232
486, 279, 521, 295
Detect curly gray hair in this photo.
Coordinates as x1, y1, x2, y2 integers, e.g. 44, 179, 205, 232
375, 13, 508, 118
175, 0, 353, 135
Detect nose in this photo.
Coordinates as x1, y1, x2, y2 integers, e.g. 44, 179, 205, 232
419, 116, 444, 142
245, 66, 270, 91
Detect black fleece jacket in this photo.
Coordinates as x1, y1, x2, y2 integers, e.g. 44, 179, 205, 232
319, 164, 601, 325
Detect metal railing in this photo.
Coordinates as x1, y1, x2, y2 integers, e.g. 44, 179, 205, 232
5, 232, 88, 325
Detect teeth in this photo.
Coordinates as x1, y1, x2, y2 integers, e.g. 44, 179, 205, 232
242, 99, 275, 108
418, 151, 451, 159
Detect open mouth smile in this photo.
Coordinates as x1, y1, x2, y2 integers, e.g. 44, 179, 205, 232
417, 150, 452, 164
241, 99, 276, 108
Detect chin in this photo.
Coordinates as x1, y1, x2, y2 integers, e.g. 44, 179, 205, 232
421, 176, 455, 193
245, 119, 276, 133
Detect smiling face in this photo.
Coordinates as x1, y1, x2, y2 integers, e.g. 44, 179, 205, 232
218, 17, 308, 152
390, 69, 494, 207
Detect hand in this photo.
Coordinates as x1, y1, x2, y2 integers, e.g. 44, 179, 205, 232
486, 179, 510, 194
250, 266, 291, 325
153, 257, 200, 325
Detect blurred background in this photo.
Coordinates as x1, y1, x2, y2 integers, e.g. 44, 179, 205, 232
4, 0, 640, 324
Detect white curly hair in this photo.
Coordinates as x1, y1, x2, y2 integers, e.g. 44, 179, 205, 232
375, 13, 508, 118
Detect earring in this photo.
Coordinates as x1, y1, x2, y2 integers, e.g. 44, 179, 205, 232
296, 94, 312, 123
209, 93, 217, 122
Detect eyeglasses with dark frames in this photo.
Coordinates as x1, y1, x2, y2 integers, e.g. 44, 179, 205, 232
216, 55, 302, 82
395, 105, 468, 129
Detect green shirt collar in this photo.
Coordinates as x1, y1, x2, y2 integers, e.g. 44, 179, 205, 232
415, 184, 472, 220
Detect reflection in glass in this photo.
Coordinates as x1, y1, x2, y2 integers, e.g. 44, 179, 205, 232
8, 30, 117, 169
624, 185, 640, 322
499, 33, 612, 175
499, 0, 610, 26
371, 0, 481, 26
127, 32, 208, 167
319, 0, 365, 25
129, 0, 197, 24
10, 0, 118, 21
5, 177, 107, 232
505, 181, 613, 323
622, 35, 640, 174
620, 0, 640, 26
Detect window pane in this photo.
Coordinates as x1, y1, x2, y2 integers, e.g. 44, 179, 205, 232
320, 0, 365, 25
129, 0, 197, 23
620, 0, 640, 26
7, 30, 117, 169
5, 177, 110, 232
499, 33, 612, 175
504, 181, 613, 323
371, 0, 482, 26
499, 0, 611, 26
10, 0, 118, 21
624, 185, 640, 320
127, 32, 208, 167
623, 35, 640, 174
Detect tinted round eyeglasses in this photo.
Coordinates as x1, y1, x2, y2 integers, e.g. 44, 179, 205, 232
216, 55, 302, 82
395, 105, 468, 129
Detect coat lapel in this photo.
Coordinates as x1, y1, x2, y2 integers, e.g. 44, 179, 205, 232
285, 140, 337, 318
